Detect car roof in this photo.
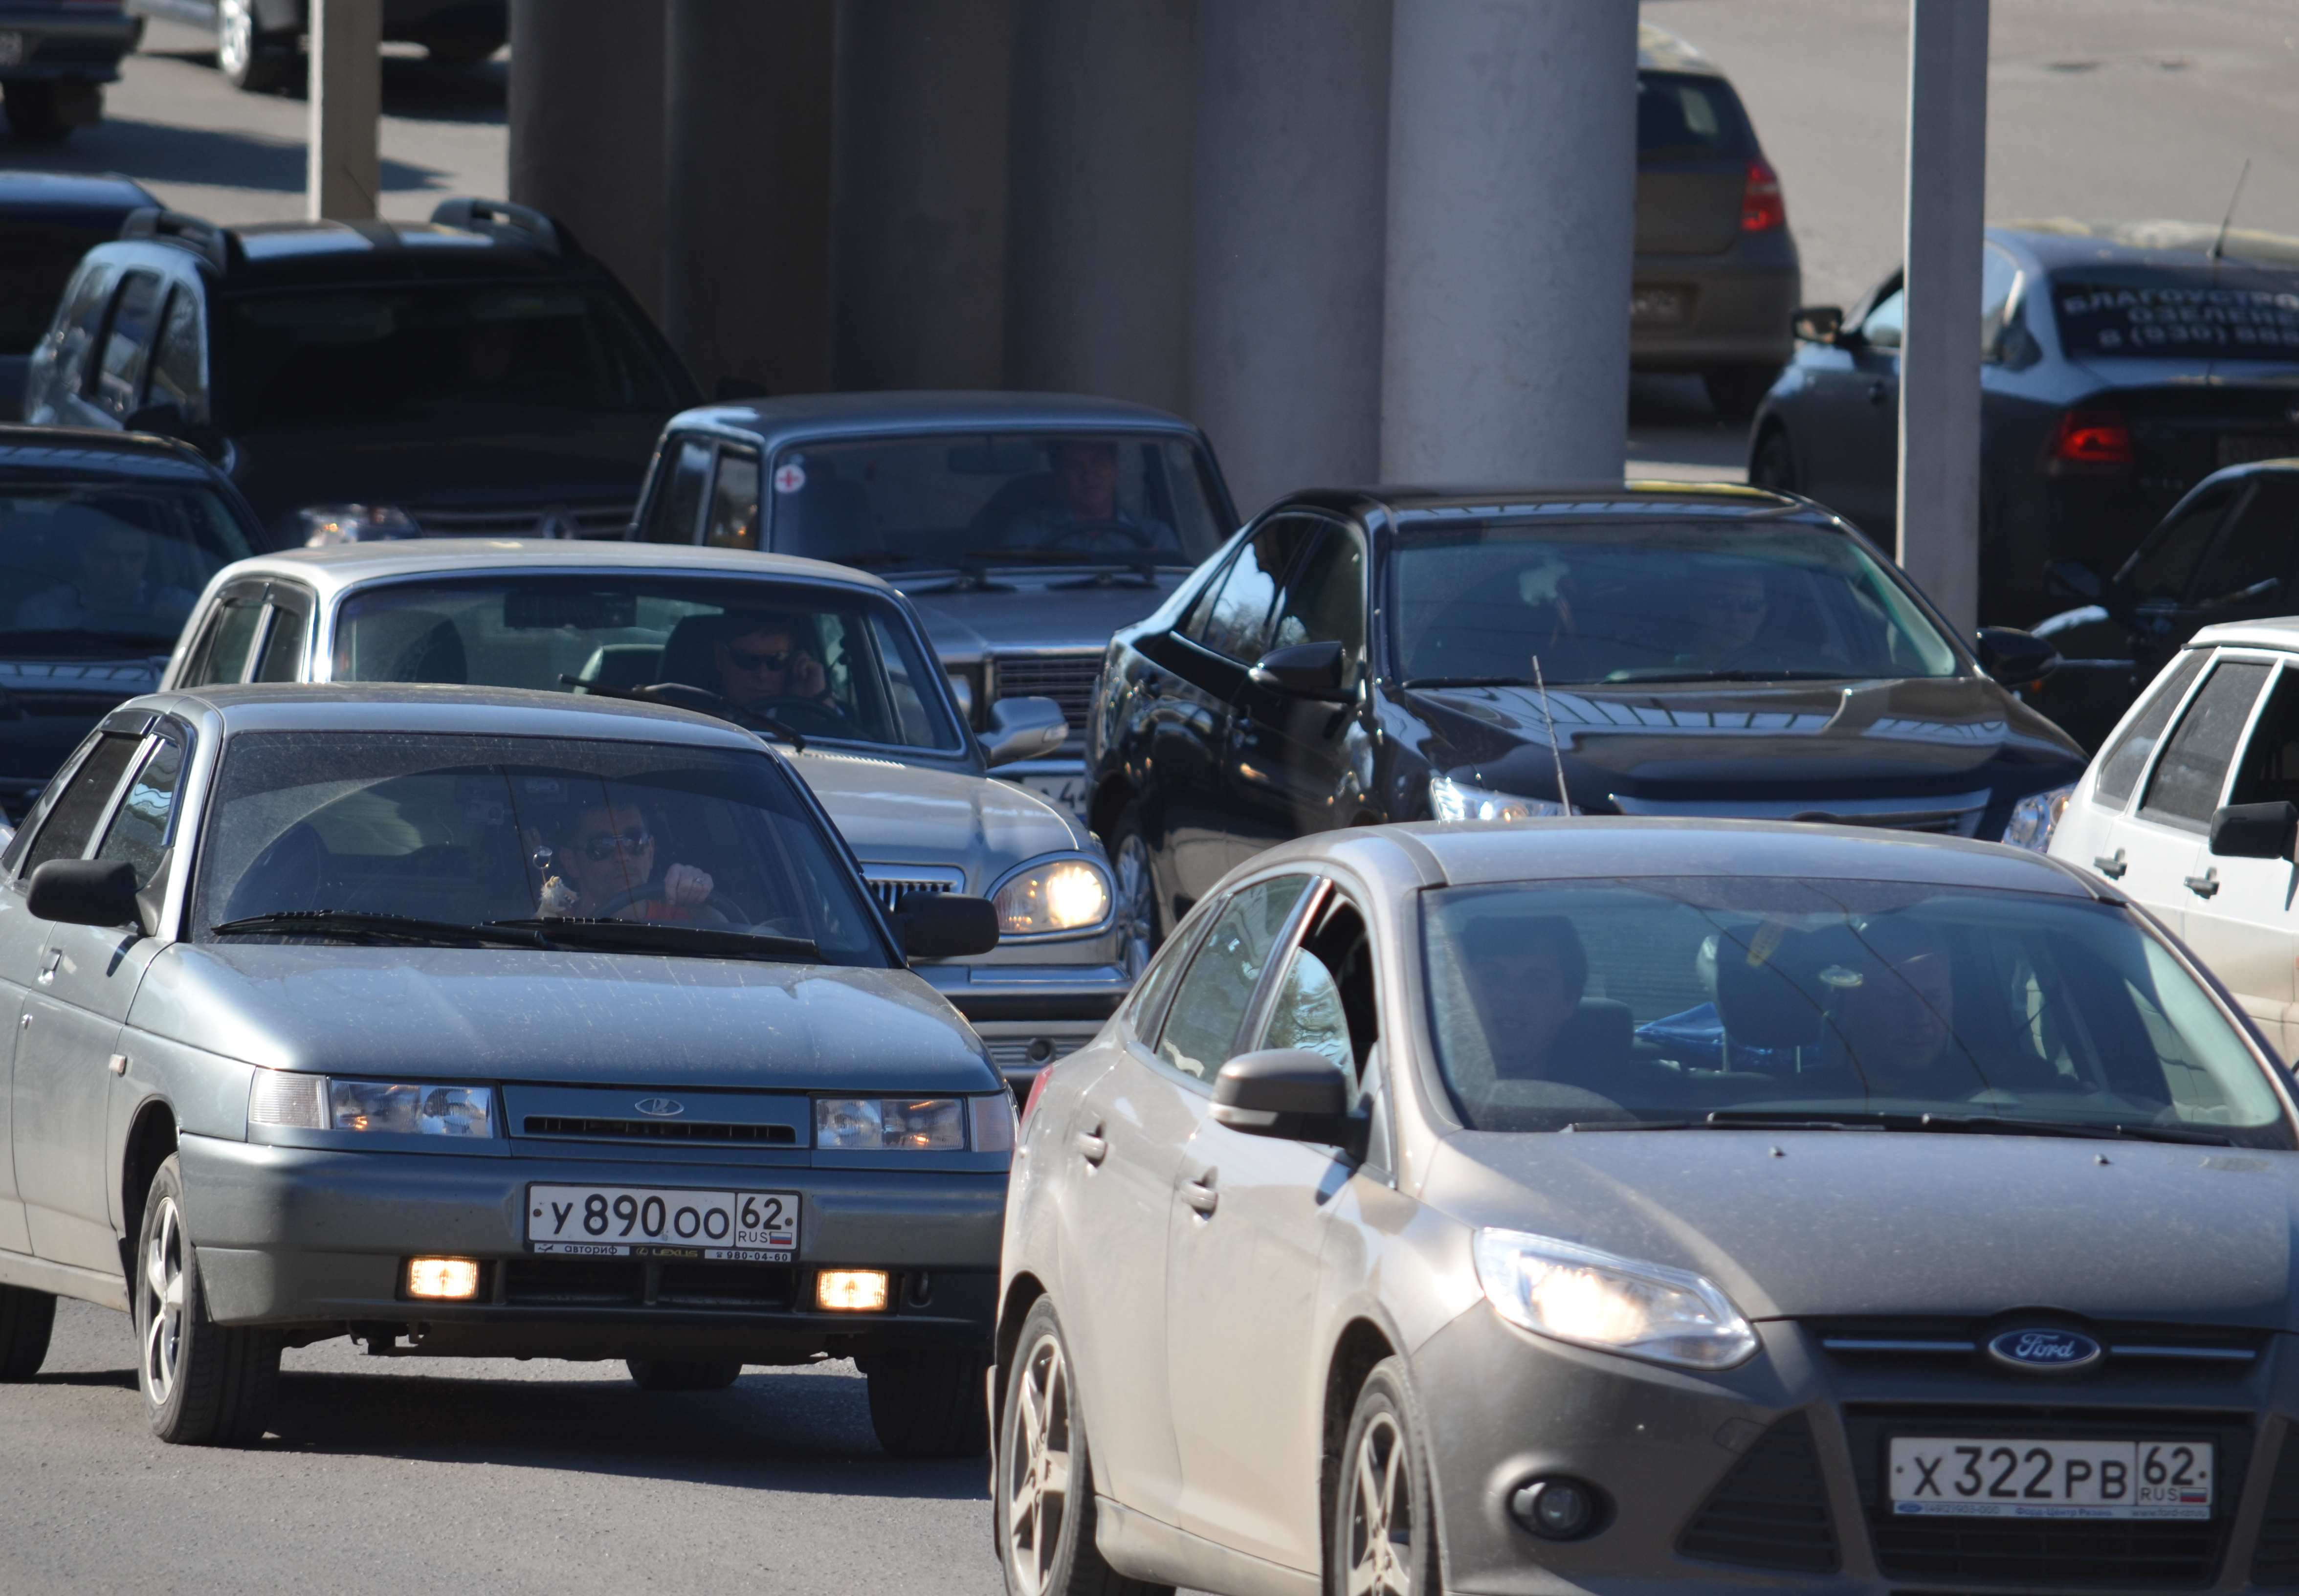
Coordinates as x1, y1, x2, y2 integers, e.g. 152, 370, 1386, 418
2188, 617, 2299, 654
0, 170, 158, 215
1636, 22, 1720, 76
101, 215, 590, 289
0, 424, 226, 483
1282, 481, 1831, 526
1993, 219, 2299, 273
216, 537, 901, 602
149, 681, 768, 748
664, 390, 1211, 452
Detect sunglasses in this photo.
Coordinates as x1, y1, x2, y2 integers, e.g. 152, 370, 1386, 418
580, 827, 653, 862
727, 645, 794, 672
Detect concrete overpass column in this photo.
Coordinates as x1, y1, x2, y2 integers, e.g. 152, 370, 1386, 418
1189, 0, 1390, 518
1380, 0, 1638, 482
308, 0, 380, 221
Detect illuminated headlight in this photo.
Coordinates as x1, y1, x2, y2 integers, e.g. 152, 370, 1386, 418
1429, 774, 1574, 823
248, 1074, 494, 1136
993, 859, 1111, 935
816, 1097, 967, 1150
299, 503, 420, 546
2002, 783, 2076, 852
1473, 1229, 1757, 1371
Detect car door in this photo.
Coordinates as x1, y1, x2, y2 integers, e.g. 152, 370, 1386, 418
1166, 879, 1378, 1573
1793, 275, 1901, 530
10, 720, 156, 1271
2115, 651, 2275, 947
1227, 518, 1370, 856
2178, 659, 2299, 1055
2056, 648, 2207, 882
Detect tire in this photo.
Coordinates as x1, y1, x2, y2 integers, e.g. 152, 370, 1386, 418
3, 82, 70, 143
0, 1284, 55, 1381
1105, 799, 1161, 984
1327, 1358, 1440, 1596
1749, 425, 1798, 494
134, 1155, 280, 1446
996, 1300, 1171, 1596
217, 0, 292, 93
1703, 363, 1777, 421
626, 1358, 743, 1392
868, 1345, 990, 1460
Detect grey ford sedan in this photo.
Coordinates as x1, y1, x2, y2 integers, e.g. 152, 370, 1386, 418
996, 820, 2298, 1596
0, 685, 1013, 1454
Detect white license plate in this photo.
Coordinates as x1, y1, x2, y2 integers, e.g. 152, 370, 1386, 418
1631, 286, 1690, 326
0, 33, 23, 67
1013, 772, 1087, 816
1890, 1437, 2213, 1520
525, 1183, 798, 1262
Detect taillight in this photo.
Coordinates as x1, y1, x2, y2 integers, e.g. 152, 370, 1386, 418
1741, 157, 1786, 233
2051, 409, 2136, 465
1019, 1063, 1054, 1126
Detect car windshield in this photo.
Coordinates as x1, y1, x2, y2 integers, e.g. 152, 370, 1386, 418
758, 432, 1230, 572
0, 480, 255, 650
330, 576, 966, 754
1391, 518, 1962, 686
193, 731, 893, 966
221, 283, 683, 431
1423, 878, 2291, 1146
2052, 267, 2299, 362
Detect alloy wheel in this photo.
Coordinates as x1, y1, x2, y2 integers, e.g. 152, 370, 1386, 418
1111, 833, 1156, 981
217, 0, 254, 80
1346, 1411, 1415, 1596
1004, 1330, 1075, 1595
140, 1195, 187, 1408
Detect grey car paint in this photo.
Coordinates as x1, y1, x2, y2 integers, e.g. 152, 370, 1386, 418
997, 819, 2299, 1596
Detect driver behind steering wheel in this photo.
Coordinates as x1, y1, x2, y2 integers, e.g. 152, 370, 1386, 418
995, 440, 1172, 552
535, 798, 717, 923
712, 610, 839, 718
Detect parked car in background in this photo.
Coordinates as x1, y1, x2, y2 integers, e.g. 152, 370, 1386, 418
0, 0, 140, 141
0, 171, 155, 417
1751, 222, 2299, 626
0, 423, 260, 817
0, 684, 1011, 1454
127, 0, 504, 91
627, 392, 1239, 823
1632, 23, 1800, 419
161, 540, 1129, 1086
22, 199, 697, 549
1086, 482, 2084, 956
996, 819, 2296, 1595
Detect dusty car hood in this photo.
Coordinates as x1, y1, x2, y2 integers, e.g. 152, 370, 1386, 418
132, 944, 997, 1092
1425, 1129, 2299, 1326
788, 747, 1089, 883
898, 570, 1187, 658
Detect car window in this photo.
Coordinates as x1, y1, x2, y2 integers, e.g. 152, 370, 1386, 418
2125, 485, 2240, 602
2228, 665, 2299, 813
641, 439, 712, 545
178, 595, 266, 687
1635, 71, 1748, 162
0, 222, 121, 358
1266, 523, 1367, 677
22, 731, 143, 875
93, 270, 165, 418
52, 258, 116, 398
2139, 659, 2272, 829
1154, 875, 1311, 1082
1257, 892, 1379, 1086
706, 447, 761, 551
0, 483, 255, 650
1980, 243, 2021, 358
146, 287, 206, 419
1192, 517, 1316, 663
1860, 287, 1904, 350
254, 592, 311, 683
2054, 264, 2299, 363
2185, 477, 2299, 608
93, 733, 185, 890
2094, 649, 2207, 806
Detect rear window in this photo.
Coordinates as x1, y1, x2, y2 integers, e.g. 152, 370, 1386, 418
2053, 268, 2299, 361
0, 222, 117, 355
1636, 71, 1750, 163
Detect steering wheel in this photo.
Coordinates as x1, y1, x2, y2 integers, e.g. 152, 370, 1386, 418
596, 881, 751, 927
747, 695, 850, 734
1047, 518, 1157, 554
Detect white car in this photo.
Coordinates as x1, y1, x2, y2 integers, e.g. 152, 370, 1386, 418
2047, 619, 2299, 1057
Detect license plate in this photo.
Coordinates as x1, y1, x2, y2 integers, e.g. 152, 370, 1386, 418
1889, 1437, 2213, 1520
525, 1183, 799, 1262
1012, 772, 1087, 817
2217, 433, 2299, 468
0, 33, 23, 67
1631, 286, 1690, 326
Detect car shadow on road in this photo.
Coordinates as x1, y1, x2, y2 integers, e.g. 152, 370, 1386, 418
0, 114, 450, 194
29, 1368, 138, 1391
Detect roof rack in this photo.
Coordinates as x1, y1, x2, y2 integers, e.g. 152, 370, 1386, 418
119, 208, 242, 272
429, 197, 579, 258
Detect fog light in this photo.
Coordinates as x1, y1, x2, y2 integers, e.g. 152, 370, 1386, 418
406, 1257, 480, 1301
817, 1269, 889, 1312
1510, 1477, 1599, 1541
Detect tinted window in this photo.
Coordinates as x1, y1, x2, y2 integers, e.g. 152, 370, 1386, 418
1, 484, 253, 647
254, 597, 309, 683
2095, 649, 2206, 805
23, 731, 141, 873
52, 260, 115, 395
94, 270, 164, 417
1635, 71, 1747, 161
2229, 667, 2299, 811
147, 288, 205, 418
707, 448, 760, 551
641, 439, 711, 545
1267, 524, 1367, 677
2053, 266, 2299, 362
1154, 875, 1309, 1082
94, 734, 185, 889
2125, 486, 2238, 602
0, 223, 117, 355
179, 596, 265, 687
2140, 659, 2271, 827
1257, 894, 1378, 1085
2186, 477, 2299, 607
1192, 517, 1315, 662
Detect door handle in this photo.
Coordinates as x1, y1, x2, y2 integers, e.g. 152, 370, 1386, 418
1183, 1172, 1218, 1217
1866, 379, 1888, 405
2183, 868, 2221, 899
1075, 1123, 1108, 1166
37, 949, 59, 986
2092, 849, 2127, 880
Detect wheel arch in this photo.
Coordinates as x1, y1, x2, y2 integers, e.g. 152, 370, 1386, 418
117, 1097, 179, 1281
991, 1269, 1049, 1441
1749, 415, 1796, 490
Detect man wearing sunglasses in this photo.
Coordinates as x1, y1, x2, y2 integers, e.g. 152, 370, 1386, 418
712, 612, 840, 719
534, 798, 719, 923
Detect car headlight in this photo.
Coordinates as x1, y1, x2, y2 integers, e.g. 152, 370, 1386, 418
992, 859, 1112, 935
1429, 773, 1574, 823
816, 1097, 968, 1151
300, 504, 421, 546
1472, 1229, 1757, 1370
246, 1071, 494, 1137
2001, 783, 2076, 852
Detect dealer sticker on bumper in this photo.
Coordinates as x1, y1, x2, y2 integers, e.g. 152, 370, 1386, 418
526, 1183, 799, 1262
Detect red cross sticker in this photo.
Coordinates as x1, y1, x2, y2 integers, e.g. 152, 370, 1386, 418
773, 463, 807, 494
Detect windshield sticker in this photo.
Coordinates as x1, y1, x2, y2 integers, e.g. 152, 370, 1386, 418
2057, 280, 2299, 356
773, 461, 807, 494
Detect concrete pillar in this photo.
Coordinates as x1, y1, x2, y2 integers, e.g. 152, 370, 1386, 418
508, 0, 667, 321
1381, 0, 1638, 483
1005, 0, 1195, 411
307, 0, 380, 222
1190, 0, 1390, 517
832, 0, 1015, 391
664, 0, 836, 397
1896, 0, 1989, 632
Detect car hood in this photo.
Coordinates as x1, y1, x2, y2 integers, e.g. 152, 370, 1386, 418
132, 943, 997, 1092
897, 570, 1188, 659
1425, 1129, 2299, 1326
785, 746, 1089, 884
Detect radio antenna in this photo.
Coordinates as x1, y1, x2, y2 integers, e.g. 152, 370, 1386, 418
1531, 654, 1574, 815
2210, 156, 2252, 263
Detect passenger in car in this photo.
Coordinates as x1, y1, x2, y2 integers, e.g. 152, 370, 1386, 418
535, 798, 718, 923
1460, 916, 1626, 1086
1824, 917, 1982, 1097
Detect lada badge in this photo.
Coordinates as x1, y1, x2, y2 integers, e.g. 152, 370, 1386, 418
1987, 1327, 2102, 1373
633, 1098, 685, 1118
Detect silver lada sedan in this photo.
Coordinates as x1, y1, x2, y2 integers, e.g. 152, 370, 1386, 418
996, 820, 2299, 1596
0, 684, 1013, 1453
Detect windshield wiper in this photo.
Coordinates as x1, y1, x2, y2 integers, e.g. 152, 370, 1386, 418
211, 910, 551, 949
1402, 675, 1538, 688
1610, 669, 1852, 684
1566, 1108, 2231, 1144
488, 917, 821, 965
557, 676, 806, 751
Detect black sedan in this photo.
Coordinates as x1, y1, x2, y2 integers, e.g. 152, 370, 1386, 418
1749, 221, 2299, 627
1084, 484, 2085, 953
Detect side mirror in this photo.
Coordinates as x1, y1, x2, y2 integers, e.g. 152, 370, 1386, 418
2045, 558, 2108, 606
1791, 305, 1845, 345
714, 376, 769, 401
895, 890, 999, 959
2211, 801, 2298, 861
27, 859, 140, 930
980, 696, 1068, 769
1975, 626, 2061, 688
1212, 1049, 1361, 1149
1249, 639, 1351, 701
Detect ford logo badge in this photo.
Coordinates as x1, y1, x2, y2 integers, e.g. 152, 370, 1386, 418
1987, 1328, 2102, 1373
632, 1098, 684, 1118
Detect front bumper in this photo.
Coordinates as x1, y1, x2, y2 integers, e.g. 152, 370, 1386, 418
178, 1133, 1003, 1357
0, 10, 141, 80
913, 961, 1126, 1091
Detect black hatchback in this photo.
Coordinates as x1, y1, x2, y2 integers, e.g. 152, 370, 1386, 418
1084, 484, 2086, 953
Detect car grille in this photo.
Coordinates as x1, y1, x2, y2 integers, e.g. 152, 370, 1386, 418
990, 652, 1102, 735
861, 865, 966, 916
1813, 1316, 2267, 1375
520, 1115, 796, 1146
412, 502, 636, 539
1679, 1413, 1841, 1573
2250, 1427, 2299, 1585
501, 1258, 795, 1310
982, 1036, 1087, 1073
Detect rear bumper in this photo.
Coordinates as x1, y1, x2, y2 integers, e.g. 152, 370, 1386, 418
1631, 233, 1800, 371
0, 10, 141, 79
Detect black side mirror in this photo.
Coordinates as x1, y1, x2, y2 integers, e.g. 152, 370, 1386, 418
1213, 1049, 1361, 1150
714, 376, 769, 401
1249, 640, 1351, 701
2211, 801, 2298, 861
1791, 305, 1845, 345
2045, 558, 2108, 606
895, 890, 999, 960
1975, 626, 2062, 688
28, 859, 140, 930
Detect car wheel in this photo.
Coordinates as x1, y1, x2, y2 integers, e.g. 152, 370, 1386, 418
625, 1358, 743, 1391
3, 82, 70, 143
1327, 1358, 1440, 1596
0, 1284, 56, 1380
997, 1299, 1172, 1596
135, 1154, 280, 1446
1105, 801, 1161, 983
217, 0, 292, 92
1749, 425, 1798, 494
867, 1346, 990, 1460
1703, 364, 1777, 421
